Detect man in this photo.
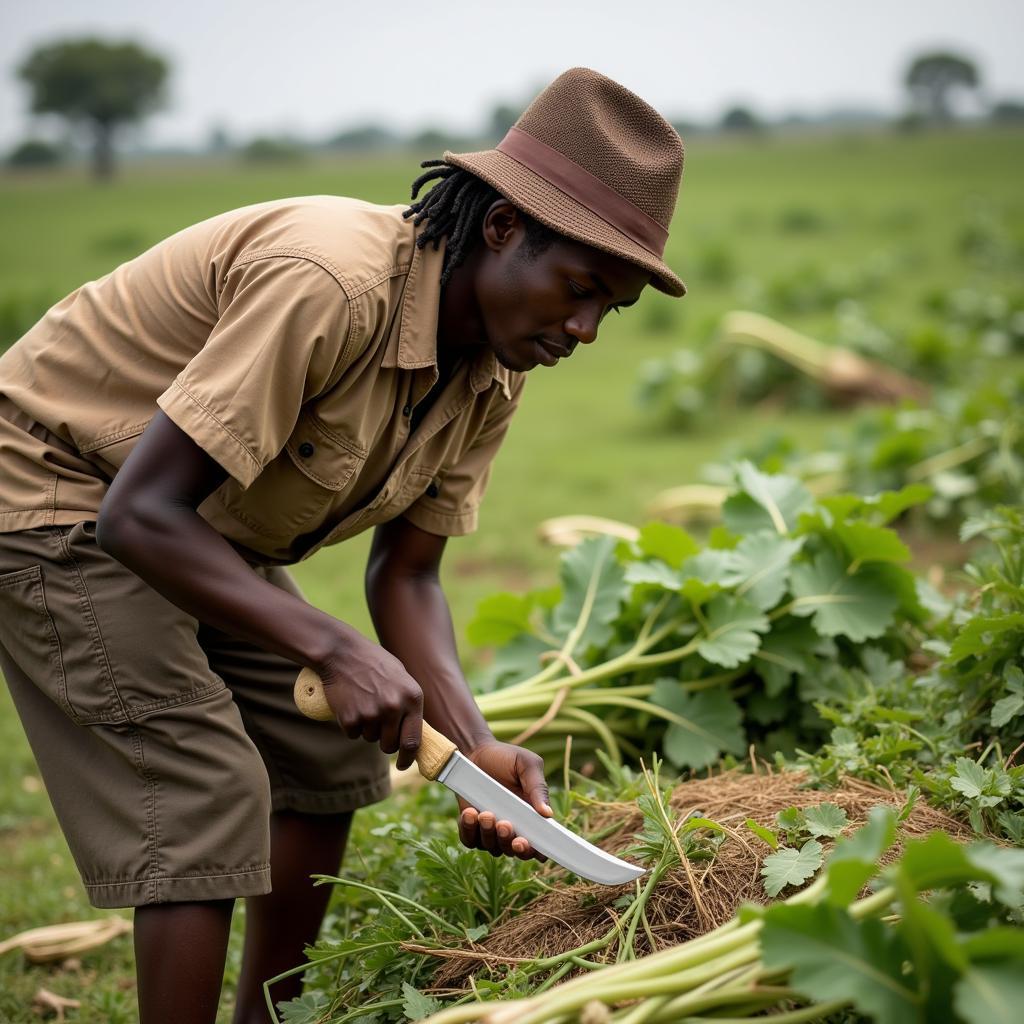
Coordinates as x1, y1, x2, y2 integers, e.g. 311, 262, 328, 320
0, 67, 684, 1021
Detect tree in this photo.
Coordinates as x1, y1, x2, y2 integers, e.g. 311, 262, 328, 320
720, 106, 761, 133
17, 38, 169, 180
904, 51, 980, 123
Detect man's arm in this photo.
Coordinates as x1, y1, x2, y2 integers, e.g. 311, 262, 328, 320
366, 516, 552, 860
97, 410, 424, 757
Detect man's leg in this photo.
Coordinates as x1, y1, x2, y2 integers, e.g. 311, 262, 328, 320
135, 899, 235, 1024
233, 809, 354, 1023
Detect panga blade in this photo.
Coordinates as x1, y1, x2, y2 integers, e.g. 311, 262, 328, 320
438, 751, 646, 886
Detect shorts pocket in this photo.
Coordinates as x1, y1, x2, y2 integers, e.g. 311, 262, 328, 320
0, 564, 74, 719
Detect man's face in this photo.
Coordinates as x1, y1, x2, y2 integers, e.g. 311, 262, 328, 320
473, 206, 650, 373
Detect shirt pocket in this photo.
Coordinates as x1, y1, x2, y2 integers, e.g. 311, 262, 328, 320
211, 412, 368, 539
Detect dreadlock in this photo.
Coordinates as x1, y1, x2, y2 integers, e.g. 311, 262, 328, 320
404, 159, 558, 288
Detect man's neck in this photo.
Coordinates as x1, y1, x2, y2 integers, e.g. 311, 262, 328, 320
436, 251, 485, 362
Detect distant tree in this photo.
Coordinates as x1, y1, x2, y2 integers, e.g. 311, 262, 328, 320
904, 51, 980, 123
326, 124, 401, 152
17, 37, 169, 180
720, 106, 761, 133
487, 102, 519, 141
991, 99, 1024, 124
240, 136, 307, 164
7, 138, 64, 169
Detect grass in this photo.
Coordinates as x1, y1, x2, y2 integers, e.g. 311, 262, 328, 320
0, 124, 1022, 1019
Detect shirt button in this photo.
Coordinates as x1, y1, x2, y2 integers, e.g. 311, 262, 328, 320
298, 442, 315, 458
426, 481, 440, 498
402, 404, 412, 417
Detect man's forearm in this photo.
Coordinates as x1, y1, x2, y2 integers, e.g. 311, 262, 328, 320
365, 568, 493, 752
97, 499, 350, 673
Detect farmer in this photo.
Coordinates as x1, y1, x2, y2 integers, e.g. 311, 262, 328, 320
0, 68, 684, 1021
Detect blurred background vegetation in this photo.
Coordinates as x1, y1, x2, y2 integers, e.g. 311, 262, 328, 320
1, 19, 1023, 1023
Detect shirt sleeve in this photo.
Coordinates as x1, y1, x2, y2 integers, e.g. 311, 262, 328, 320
402, 374, 525, 537
156, 254, 351, 489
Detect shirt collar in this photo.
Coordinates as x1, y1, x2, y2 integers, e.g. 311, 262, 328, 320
381, 230, 513, 400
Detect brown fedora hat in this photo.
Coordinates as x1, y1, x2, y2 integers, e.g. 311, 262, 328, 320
445, 67, 686, 297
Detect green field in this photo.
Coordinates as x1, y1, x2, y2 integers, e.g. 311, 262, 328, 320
1, 126, 1022, 1021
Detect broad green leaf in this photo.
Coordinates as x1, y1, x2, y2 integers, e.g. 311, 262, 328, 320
722, 462, 813, 535
948, 613, 1024, 664
954, 964, 1024, 1024
745, 818, 779, 850
678, 577, 720, 604
637, 522, 700, 568
894, 832, 1024, 906
754, 618, 817, 696
867, 483, 933, 524
650, 681, 746, 770
789, 548, 899, 642
803, 802, 849, 838
680, 548, 734, 586
950, 758, 989, 799
761, 904, 917, 1024
722, 532, 804, 610
477, 633, 551, 691
696, 595, 770, 668
825, 807, 897, 906
761, 840, 824, 896
467, 592, 534, 646
402, 982, 443, 1020
967, 844, 1024, 910
832, 521, 911, 568
624, 559, 683, 590
961, 927, 1024, 962
776, 806, 806, 833
278, 993, 330, 1024
896, 892, 964, 1018
553, 535, 628, 654
951, 758, 1011, 803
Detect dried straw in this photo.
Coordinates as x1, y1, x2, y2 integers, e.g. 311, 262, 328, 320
422, 768, 970, 991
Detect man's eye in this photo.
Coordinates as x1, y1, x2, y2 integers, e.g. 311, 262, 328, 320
568, 280, 589, 299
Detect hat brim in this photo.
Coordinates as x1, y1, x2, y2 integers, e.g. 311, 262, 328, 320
444, 147, 686, 298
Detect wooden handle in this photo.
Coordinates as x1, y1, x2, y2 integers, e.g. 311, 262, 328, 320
293, 667, 457, 781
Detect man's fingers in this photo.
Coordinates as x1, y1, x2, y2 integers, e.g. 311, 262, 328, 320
394, 711, 423, 771
477, 811, 501, 856
459, 807, 480, 849
520, 756, 553, 817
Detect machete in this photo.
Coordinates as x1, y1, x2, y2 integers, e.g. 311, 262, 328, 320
293, 668, 645, 886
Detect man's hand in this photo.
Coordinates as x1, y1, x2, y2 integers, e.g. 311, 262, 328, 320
321, 637, 424, 768
457, 740, 552, 862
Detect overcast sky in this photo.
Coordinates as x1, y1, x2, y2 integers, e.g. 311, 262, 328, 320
2, 0, 1023, 148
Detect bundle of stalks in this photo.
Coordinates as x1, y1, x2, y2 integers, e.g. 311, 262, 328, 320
420, 768, 970, 992
720, 310, 929, 406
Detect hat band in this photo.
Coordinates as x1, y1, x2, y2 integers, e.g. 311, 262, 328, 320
497, 127, 668, 257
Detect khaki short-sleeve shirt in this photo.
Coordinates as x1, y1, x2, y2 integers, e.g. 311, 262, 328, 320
0, 197, 524, 564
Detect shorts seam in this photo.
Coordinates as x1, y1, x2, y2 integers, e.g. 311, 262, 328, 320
83, 863, 270, 888
132, 729, 163, 899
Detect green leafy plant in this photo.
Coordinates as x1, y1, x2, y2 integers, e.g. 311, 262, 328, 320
469, 465, 931, 772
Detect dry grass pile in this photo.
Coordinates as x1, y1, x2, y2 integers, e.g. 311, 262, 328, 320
421, 768, 971, 989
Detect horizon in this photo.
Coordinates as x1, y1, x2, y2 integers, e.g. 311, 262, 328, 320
2, 0, 1023, 152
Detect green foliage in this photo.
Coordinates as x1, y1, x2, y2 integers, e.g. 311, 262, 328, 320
761, 839, 824, 896
472, 466, 931, 772
800, 506, 1024, 839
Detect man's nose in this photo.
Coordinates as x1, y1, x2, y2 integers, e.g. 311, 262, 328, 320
564, 310, 600, 345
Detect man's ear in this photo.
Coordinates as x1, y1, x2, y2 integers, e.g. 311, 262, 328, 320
480, 200, 524, 253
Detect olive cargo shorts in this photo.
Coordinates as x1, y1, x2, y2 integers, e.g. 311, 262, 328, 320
0, 521, 391, 908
